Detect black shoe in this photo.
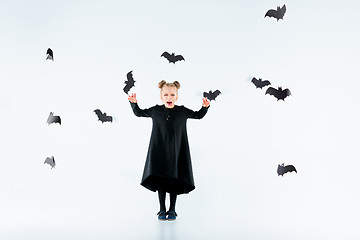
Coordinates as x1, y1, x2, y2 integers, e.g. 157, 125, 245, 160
166, 211, 177, 221
157, 211, 167, 221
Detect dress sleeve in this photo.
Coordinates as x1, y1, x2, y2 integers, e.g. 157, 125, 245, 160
130, 102, 153, 118
186, 106, 209, 119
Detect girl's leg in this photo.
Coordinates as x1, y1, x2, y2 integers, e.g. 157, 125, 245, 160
158, 190, 166, 212
167, 192, 178, 220
169, 193, 177, 212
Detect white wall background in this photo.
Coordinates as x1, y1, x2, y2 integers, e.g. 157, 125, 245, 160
1, 0, 359, 239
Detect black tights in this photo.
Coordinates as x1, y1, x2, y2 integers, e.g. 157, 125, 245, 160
158, 190, 177, 212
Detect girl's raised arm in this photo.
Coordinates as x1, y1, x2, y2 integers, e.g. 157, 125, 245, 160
128, 93, 153, 118
185, 98, 210, 119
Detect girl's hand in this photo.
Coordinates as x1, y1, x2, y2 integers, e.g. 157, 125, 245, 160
202, 98, 210, 108
128, 93, 137, 103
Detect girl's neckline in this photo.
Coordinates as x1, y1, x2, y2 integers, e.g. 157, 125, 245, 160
162, 104, 177, 110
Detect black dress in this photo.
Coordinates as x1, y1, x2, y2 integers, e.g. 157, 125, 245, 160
130, 102, 209, 195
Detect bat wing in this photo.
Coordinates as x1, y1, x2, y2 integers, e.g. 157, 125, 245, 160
251, 77, 260, 88
212, 90, 221, 100
262, 80, 271, 87
284, 165, 297, 174
44, 157, 55, 168
44, 157, 51, 164
174, 55, 185, 62
265, 87, 278, 97
203, 91, 210, 99
46, 48, 53, 56
123, 84, 131, 94
55, 116, 61, 125
94, 109, 102, 116
94, 109, 105, 122
123, 71, 135, 94
106, 115, 113, 122
278, 88, 291, 101
126, 71, 134, 84
47, 113, 53, 124
265, 9, 278, 18
161, 52, 171, 60
284, 88, 291, 97
279, 4, 286, 18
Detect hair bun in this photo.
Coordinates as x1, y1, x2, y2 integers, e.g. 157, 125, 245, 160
158, 80, 167, 89
173, 81, 181, 89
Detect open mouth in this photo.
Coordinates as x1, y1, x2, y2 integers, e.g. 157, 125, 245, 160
167, 102, 173, 107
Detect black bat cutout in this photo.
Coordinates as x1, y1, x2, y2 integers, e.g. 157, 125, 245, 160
44, 156, 55, 169
46, 48, 54, 61
265, 86, 291, 101
203, 90, 221, 101
161, 51, 185, 64
265, 4, 286, 21
277, 163, 297, 176
251, 77, 271, 89
123, 71, 135, 94
94, 109, 113, 123
47, 112, 61, 125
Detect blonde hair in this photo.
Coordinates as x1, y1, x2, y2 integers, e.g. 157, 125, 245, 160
158, 80, 181, 91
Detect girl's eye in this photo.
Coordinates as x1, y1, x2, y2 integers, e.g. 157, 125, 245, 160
171, 94, 175, 96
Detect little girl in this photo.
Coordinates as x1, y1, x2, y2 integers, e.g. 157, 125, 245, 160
128, 80, 210, 220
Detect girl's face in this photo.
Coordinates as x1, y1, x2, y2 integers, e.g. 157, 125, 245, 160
161, 86, 178, 108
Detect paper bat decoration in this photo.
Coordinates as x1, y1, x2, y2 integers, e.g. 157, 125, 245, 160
94, 109, 113, 123
277, 163, 297, 176
251, 77, 271, 89
203, 90, 221, 101
265, 4, 286, 21
123, 71, 135, 94
46, 48, 54, 61
161, 52, 185, 64
47, 112, 61, 125
44, 156, 55, 169
265, 86, 291, 101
